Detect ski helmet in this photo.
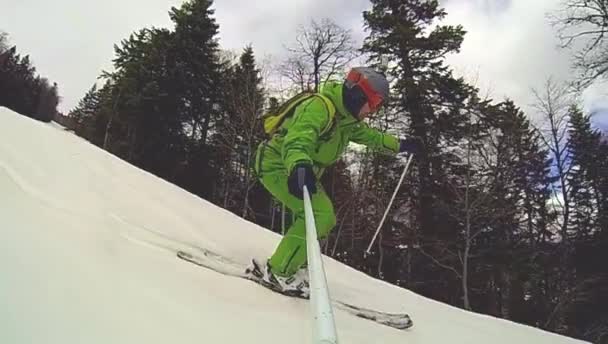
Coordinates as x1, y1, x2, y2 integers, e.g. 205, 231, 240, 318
343, 67, 389, 116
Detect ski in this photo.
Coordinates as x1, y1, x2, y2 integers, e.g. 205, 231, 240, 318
176, 250, 413, 330
333, 301, 412, 330
177, 251, 308, 299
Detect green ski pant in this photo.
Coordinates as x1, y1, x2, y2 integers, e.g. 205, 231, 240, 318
259, 171, 336, 277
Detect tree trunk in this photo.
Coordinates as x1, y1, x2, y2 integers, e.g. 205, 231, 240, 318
463, 137, 472, 311
103, 114, 113, 151
463, 239, 471, 310
551, 119, 570, 239
314, 57, 320, 92
242, 145, 253, 218
200, 112, 211, 145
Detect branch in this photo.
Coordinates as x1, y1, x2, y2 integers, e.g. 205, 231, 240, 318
417, 246, 462, 278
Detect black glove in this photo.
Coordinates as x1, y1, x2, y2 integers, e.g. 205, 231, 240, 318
399, 137, 424, 155
288, 164, 317, 199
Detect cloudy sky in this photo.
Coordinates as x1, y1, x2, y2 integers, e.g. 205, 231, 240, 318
2, 0, 606, 128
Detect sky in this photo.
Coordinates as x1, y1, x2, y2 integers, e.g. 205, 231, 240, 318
1, 0, 606, 128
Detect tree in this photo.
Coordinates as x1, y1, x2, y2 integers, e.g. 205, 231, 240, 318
554, 0, 608, 88
0, 44, 59, 121
79, 0, 224, 190
435, 99, 553, 316
281, 18, 356, 92
361, 0, 476, 302
0, 31, 8, 53
169, 0, 223, 146
565, 107, 608, 342
106, 27, 185, 171
70, 84, 102, 141
569, 107, 608, 235
33, 78, 60, 122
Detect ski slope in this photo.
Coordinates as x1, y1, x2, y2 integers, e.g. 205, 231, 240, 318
0, 107, 588, 344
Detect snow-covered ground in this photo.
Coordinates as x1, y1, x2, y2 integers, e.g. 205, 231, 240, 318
0, 107, 589, 344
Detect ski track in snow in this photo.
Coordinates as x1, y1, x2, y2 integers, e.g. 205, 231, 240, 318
116, 216, 414, 331
113, 210, 411, 327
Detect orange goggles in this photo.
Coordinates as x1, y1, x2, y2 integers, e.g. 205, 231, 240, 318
346, 70, 384, 111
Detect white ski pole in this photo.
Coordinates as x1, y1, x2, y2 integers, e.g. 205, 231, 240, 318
365, 154, 414, 256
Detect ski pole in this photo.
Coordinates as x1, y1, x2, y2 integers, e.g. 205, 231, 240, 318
365, 154, 414, 256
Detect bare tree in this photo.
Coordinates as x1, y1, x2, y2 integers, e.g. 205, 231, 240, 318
553, 0, 608, 88
280, 18, 357, 92
0, 31, 9, 68
532, 78, 574, 239
0, 31, 8, 53
416, 98, 525, 312
454, 133, 487, 311
443, 122, 501, 310
216, 48, 266, 219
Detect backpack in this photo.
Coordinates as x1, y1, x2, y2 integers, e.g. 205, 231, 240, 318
262, 92, 336, 136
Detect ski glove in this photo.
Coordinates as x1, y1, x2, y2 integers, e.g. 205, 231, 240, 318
288, 164, 317, 200
399, 137, 424, 155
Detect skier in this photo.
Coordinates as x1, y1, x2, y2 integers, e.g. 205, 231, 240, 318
249, 67, 421, 296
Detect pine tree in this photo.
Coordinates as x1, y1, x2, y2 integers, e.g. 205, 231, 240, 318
0, 48, 36, 113
106, 27, 184, 174
79, 0, 224, 192
70, 84, 103, 141
565, 107, 608, 342
568, 107, 600, 237
33, 78, 59, 122
361, 0, 476, 301
169, 0, 222, 145
0, 45, 59, 121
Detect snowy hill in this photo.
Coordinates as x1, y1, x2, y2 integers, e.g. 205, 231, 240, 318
0, 107, 589, 344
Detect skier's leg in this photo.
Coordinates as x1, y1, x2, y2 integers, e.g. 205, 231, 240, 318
259, 171, 336, 277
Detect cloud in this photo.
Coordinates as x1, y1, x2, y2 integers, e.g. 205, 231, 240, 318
1, 0, 183, 112
2, 0, 606, 119
442, 0, 513, 15
2, 0, 370, 112
590, 108, 608, 133
442, 1, 571, 113
441, 0, 608, 122
579, 79, 608, 134
212, 0, 369, 55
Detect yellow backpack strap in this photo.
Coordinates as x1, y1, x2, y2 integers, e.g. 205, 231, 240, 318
314, 94, 336, 135
263, 93, 336, 136
263, 93, 315, 135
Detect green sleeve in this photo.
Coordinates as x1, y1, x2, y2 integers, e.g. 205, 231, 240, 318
282, 97, 332, 174
349, 122, 400, 154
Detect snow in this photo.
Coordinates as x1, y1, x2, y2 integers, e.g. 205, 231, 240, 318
48, 121, 67, 130
0, 107, 589, 344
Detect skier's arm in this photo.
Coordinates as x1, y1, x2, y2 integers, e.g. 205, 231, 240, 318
349, 122, 400, 154
282, 98, 332, 173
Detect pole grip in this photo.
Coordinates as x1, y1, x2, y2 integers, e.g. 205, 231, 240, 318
298, 166, 306, 190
